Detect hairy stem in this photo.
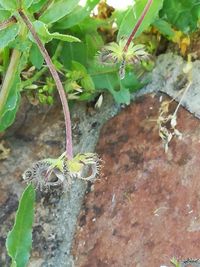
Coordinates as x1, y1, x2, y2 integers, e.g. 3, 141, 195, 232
18, 9, 73, 159
0, 16, 16, 31
123, 0, 153, 52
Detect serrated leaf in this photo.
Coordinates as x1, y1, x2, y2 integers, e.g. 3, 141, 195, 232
55, 0, 100, 29
0, 24, 19, 49
50, 32, 80, 42
160, 0, 200, 33
0, 0, 17, 10
40, 0, 79, 24
6, 185, 35, 267
118, 0, 164, 40
29, 20, 80, 44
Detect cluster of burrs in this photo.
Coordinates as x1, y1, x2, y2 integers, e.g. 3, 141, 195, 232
22, 152, 101, 190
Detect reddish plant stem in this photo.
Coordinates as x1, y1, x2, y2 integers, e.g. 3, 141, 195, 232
123, 0, 153, 52
18, 9, 73, 159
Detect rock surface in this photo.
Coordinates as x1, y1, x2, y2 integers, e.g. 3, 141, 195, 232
1, 53, 200, 267
73, 93, 200, 267
0, 96, 119, 267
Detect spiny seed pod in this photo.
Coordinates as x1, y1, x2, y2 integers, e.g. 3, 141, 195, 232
22, 160, 64, 190
63, 153, 101, 182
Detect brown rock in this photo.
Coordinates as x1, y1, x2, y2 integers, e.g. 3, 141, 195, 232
73, 94, 200, 267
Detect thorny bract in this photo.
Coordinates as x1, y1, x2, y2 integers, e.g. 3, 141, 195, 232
23, 152, 101, 190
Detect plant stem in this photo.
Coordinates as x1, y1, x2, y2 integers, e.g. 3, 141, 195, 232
3, 47, 10, 75
0, 24, 26, 117
0, 49, 21, 116
18, 9, 73, 159
0, 16, 16, 31
173, 81, 192, 116
123, 0, 153, 52
21, 42, 63, 89
21, 67, 48, 89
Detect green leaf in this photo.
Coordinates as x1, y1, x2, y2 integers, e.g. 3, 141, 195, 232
23, 0, 34, 9
0, 0, 17, 10
6, 185, 35, 267
29, 0, 46, 13
40, 0, 80, 24
29, 43, 44, 69
55, 0, 100, 29
50, 32, 81, 42
118, 0, 164, 40
0, 8, 11, 22
90, 67, 129, 104
71, 60, 88, 74
85, 34, 103, 60
29, 21, 80, 43
90, 63, 143, 104
60, 29, 103, 69
153, 18, 175, 37
0, 24, 19, 49
71, 60, 95, 91
160, 0, 200, 33
81, 75, 95, 92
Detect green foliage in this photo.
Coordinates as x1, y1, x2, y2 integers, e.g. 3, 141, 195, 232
29, 43, 44, 69
118, 0, 164, 40
0, 9, 11, 21
0, 71, 21, 131
153, 18, 175, 37
0, 0, 17, 11
0, 24, 19, 49
23, 0, 35, 9
171, 257, 181, 267
1, 0, 198, 133
55, 0, 100, 29
90, 64, 143, 104
29, 20, 81, 43
1, 1, 200, 266
40, 0, 80, 24
6, 184, 36, 267
160, 0, 200, 33
0, 1, 83, 132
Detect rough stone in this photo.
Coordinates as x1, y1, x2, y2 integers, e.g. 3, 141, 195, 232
140, 53, 200, 119
73, 93, 200, 267
0, 95, 119, 267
